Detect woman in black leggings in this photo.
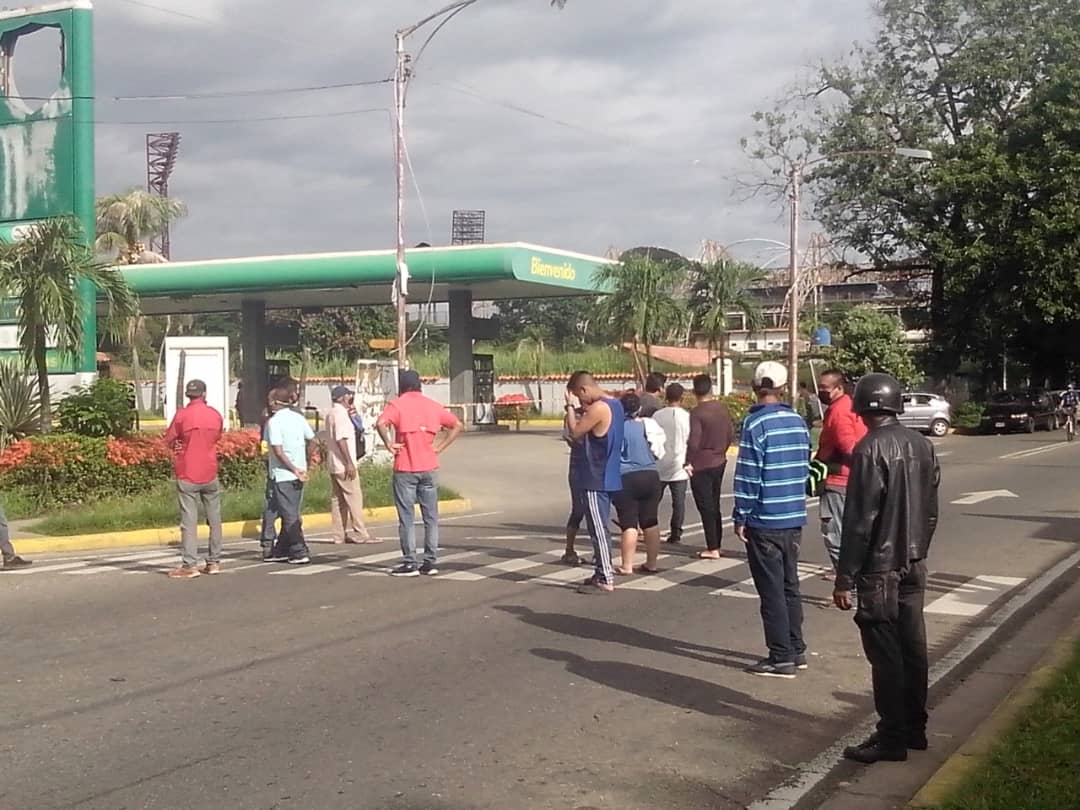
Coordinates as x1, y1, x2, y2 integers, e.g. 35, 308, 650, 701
614, 394, 666, 575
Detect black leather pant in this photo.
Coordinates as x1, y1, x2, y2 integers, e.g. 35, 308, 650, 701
855, 561, 929, 748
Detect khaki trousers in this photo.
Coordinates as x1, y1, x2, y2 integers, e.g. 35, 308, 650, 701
330, 472, 370, 541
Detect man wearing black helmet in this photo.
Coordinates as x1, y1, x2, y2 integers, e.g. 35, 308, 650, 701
835, 373, 940, 764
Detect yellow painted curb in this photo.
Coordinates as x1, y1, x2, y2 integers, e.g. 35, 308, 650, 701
909, 616, 1080, 807
15, 499, 473, 555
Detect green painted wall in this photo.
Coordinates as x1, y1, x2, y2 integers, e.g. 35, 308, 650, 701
0, 3, 95, 374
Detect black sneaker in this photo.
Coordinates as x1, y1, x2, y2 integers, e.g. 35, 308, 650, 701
390, 564, 420, 577
560, 551, 582, 566
665, 535, 682, 544
843, 742, 907, 763
795, 654, 809, 670
419, 562, 439, 576
1, 555, 32, 569
745, 658, 797, 679
855, 731, 928, 751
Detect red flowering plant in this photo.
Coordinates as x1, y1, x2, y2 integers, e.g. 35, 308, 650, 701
0, 429, 268, 508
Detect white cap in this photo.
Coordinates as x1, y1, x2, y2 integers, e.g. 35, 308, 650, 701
753, 361, 789, 390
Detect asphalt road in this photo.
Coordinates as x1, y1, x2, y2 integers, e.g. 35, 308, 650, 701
2, 428, 1078, 810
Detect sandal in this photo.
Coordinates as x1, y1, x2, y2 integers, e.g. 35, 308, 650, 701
635, 565, 661, 575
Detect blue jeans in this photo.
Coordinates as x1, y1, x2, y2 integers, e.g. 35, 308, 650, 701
393, 471, 439, 566
745, 527, 806, 664
268, 479, 308, 560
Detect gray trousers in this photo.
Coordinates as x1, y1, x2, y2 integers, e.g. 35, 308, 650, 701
0, 502, 15, 558
820, 487, 846, 571
178, 478, 224, 568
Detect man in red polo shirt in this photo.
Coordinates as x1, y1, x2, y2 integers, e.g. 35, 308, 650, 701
165, 379, 225, 579
376, 370, 462, 577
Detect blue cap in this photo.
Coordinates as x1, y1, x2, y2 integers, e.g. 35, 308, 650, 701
331, 385, 353, 400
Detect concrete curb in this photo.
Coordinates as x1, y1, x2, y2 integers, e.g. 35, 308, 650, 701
15, 499, 473, 555
909, 615, 1080, 807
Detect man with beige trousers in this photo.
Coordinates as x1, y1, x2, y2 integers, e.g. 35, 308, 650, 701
326, 385, 377, 544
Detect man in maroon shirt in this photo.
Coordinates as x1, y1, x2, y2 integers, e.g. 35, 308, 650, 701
165, 379, 225, 579
687, 373, 735, 559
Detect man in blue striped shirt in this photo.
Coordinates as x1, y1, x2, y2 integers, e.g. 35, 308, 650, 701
733, 361, 812, 679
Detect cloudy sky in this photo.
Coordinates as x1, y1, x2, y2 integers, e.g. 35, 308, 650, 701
86, 0, 879, 263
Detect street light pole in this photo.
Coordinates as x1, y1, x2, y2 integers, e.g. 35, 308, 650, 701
787, 165, 800, 403
783, 146, 933, 400
394, 31, 409, 370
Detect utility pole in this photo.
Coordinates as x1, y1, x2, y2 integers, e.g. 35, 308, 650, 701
392, 1, 569, 370
787, 165, 800, 403
394, 31, 409, 370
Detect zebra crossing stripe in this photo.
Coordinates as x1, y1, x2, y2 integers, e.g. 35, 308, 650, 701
925, 574, 1025, 616
620, 558, 743, 591
708, 562, 831, 598
439, 549, 567, 582
347, 549, 488, 577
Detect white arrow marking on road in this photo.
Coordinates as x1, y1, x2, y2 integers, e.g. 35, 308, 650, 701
950, 489, 1019, 505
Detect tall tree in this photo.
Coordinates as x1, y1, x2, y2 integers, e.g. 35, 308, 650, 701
829, 306, 919, 384
0, 218, 139, 432
765, 0, 1080, 378
596, 255, 687, 383
689, 259, 767, 388
495, 296, 602, 349
95, 189, 187, 410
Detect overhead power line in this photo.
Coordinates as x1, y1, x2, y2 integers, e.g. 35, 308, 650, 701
2, 77, 392, 103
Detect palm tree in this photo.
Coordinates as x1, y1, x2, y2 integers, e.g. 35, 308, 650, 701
0, 217, 139, 433
95, 189, 187, 411
95, 189, 187, 265
689, 259, 767, 391
597, 255, 687, 384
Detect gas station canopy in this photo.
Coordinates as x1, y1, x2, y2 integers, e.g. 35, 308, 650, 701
105, 242, 614, 316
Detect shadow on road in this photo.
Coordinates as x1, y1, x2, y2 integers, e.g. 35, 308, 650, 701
532, 647, 816, 723
496, 605, 756, 670
967, 512, 1080, 543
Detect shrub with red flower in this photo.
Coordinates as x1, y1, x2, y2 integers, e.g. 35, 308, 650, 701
0, 429, 268, 508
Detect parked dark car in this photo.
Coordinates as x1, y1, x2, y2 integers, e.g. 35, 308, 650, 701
980, 389, 1058, 434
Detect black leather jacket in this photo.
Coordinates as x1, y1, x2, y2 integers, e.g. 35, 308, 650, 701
836, 420, 940, 591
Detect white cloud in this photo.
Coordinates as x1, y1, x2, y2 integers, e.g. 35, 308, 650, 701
89, 0, 880, 261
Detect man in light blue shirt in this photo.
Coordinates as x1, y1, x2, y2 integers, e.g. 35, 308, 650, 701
265, 389, 315, 564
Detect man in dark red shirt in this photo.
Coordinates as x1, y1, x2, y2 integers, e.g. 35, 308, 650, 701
165, 379, 225, 579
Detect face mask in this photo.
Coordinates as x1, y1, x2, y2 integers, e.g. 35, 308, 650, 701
817, 390, 833, 406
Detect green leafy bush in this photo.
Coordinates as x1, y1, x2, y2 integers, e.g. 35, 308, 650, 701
56, 378, 135, 438
0, 430, 264, 508
0, 360, 43, 449
953, 400, 985, 429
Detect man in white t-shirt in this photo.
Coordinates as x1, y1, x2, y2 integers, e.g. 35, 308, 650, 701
652, 383, 692, 543
325, 385, 375, 544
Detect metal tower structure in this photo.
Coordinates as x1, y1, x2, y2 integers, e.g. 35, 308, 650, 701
145, 132, 181, 259
451, 209, 485, 245
778, 232, 846, 327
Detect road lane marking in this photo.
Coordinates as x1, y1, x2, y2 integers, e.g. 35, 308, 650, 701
346, 550, 487, 577
950, 489, 1018, 505
620, 558, 743, 591
708, 562, 831, 598
999, 442, 1079, 459
925, 574, 1026, 616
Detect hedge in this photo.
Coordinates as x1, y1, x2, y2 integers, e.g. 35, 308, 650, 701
0, 430, 264, 508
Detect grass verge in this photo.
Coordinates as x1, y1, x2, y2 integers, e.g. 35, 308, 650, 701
923, 638, 1080, 810
18, 466, 460, 536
